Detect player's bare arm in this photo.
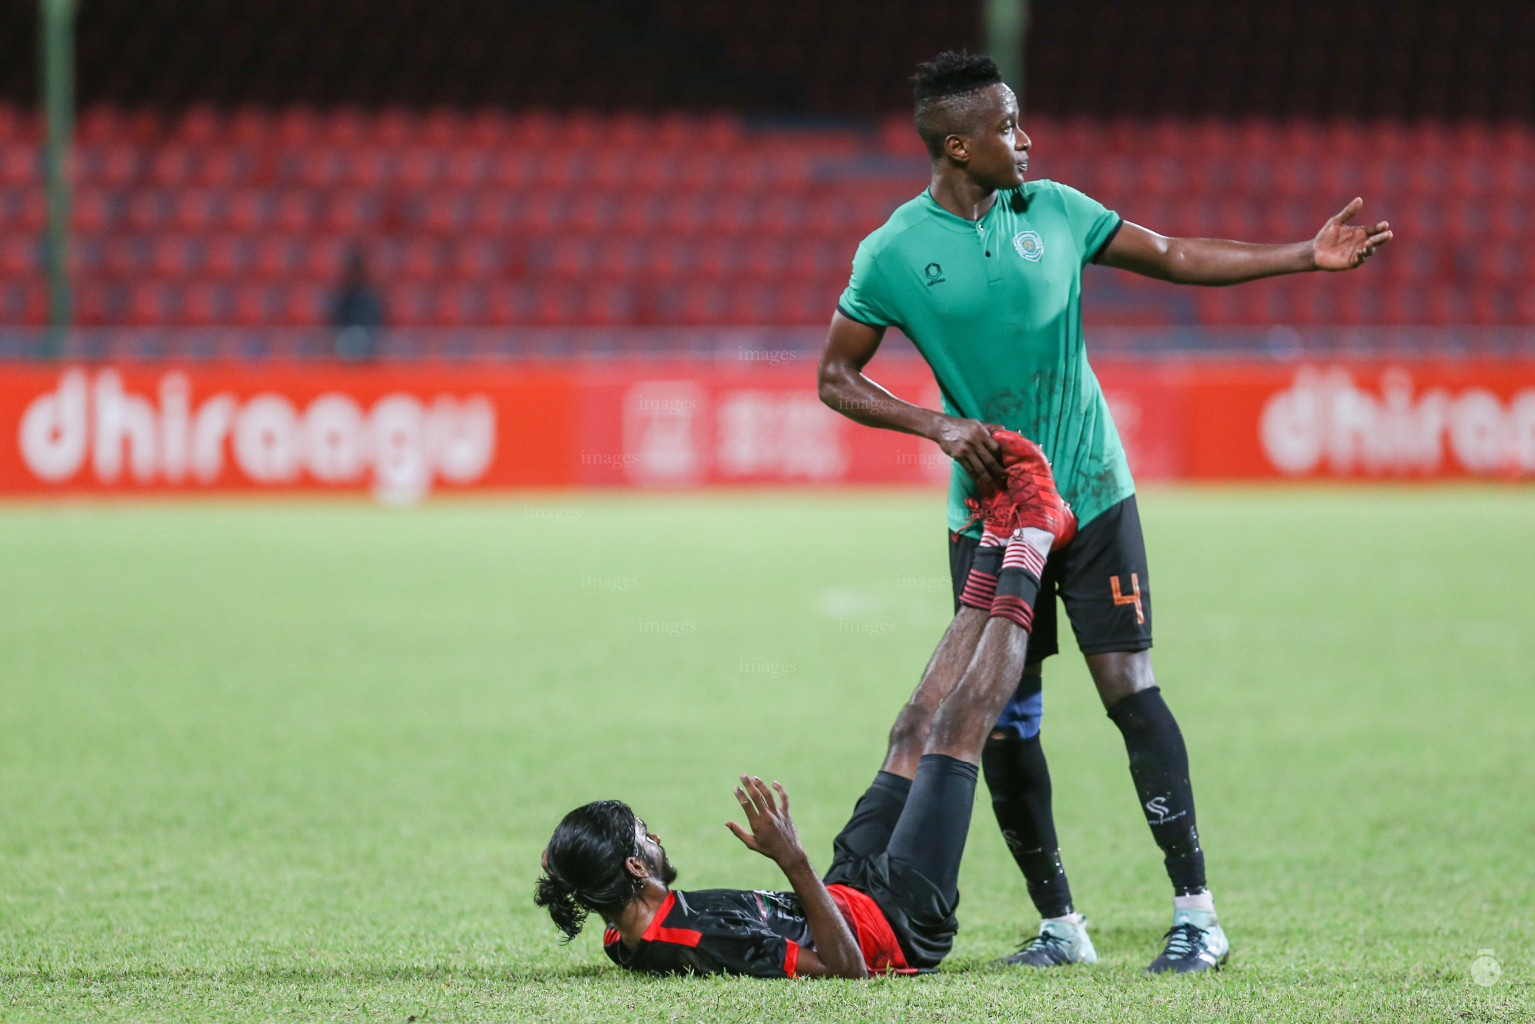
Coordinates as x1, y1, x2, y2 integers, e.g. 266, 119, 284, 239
817, 313, 1004, 489
1099, 197, 1393, 284
726, 775, 868, 979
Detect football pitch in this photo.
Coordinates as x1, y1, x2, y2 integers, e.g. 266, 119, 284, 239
2, 488, 1531, 1023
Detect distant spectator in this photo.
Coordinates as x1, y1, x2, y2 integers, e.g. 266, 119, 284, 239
330, 248, 385, 360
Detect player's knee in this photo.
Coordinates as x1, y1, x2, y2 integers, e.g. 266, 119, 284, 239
924, 699, 985, 755
1089, 651, 1154, 709
887, 703, 933, 755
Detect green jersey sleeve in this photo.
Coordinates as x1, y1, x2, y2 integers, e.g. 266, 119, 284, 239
1048, 182, 1122, 266
836, 242, 898, 328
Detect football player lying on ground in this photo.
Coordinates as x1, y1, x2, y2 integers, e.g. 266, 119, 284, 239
535, 432, 1077, 978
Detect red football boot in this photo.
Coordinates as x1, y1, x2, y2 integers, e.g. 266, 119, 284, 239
991, 430, 1077, 551
961, 487, 1016, 539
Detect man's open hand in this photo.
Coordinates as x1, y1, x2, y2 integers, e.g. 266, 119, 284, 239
725, 775, 805, 866
1313, 197, 1393, 271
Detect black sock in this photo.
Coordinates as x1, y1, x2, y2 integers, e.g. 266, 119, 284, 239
982, 732, 1075, 918
884, 753, 980, 904
1107, 686, 1206, 896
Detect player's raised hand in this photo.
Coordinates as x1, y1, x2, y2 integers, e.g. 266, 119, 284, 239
1313, 197, 1393, 271
725, 775, 805, 866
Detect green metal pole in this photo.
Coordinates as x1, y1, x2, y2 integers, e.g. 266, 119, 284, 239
984, 0, 1030, 114
40, 0, 75, 357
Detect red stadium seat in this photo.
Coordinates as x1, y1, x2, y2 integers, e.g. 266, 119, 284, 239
590, 236, 645, 281
271, 192, 315, 232
743, 238, 790, 282
671, 282, 729, 326
484, 282, 536, 325
469, 193, 514, 234
447, 238, 504, 281
431, 282, 485, 326
280, 283, 327, 326
1423, 285, 1461, 326
102, 236, 147, 275
0, 236, 33, 276
1514, 287, 1535, 325
398, 238, 445, 281
637, 237, 695, 283
204, 235, 252, 279
392, 147, 442, 190
125, 282, 173, 326
613, 192, 663, 234
0, 281, 41, 325
170, 189, 217, 232
532, 281, 582, 326
253, 237, 302, 279
582, 282, 638, 326
416, 192, 469, 235
302, 237, 348, 279
317, 191, 380, 234
180, 282, 227, 326
150, 236, 194, 278
543, 237, 596, 280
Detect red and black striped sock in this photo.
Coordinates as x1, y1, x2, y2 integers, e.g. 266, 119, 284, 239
957, 520, 1010, 611
990, 527, 1051, 629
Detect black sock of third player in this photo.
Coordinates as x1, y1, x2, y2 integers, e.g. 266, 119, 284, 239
982, 725, 1075, 918
1107, 685, 1207, 896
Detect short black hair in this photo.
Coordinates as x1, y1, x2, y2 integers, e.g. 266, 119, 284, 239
533, 800, 644, 941
912, 51, 1006, 160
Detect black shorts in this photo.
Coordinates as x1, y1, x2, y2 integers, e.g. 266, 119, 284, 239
821, 775, 956, 969
949, 493, 1153, 664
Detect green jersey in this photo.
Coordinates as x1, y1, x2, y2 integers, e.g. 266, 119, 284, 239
837, 180, 1133, 535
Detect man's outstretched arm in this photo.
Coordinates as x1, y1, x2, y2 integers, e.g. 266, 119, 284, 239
1098, 197, 1393, 285
726, 775, 867, 979
817, 312, 1005, 491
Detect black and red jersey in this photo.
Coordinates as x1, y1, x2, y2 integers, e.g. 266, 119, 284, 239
602, 886, 910, 978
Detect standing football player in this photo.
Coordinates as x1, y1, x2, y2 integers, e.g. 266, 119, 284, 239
817, 51, 1391, 972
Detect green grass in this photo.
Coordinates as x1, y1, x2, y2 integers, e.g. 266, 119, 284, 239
1, 488, 1531, 1022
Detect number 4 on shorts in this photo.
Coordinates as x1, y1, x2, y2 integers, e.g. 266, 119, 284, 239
1111, 573, 1144, 624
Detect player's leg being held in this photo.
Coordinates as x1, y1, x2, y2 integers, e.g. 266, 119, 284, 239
878, 440, 1077, 964
878, 520, 1056, 965
963, 432, 1096, 966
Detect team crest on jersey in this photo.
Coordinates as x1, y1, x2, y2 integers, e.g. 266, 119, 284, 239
1012, 230, 1045, 262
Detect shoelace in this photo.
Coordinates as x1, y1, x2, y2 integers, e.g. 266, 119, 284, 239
1016, 929, 1070, 956
1158, 922, 1205, 959
961, 495, 1015, 535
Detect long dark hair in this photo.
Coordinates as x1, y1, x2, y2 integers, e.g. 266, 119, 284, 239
534, 800, 645, 940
